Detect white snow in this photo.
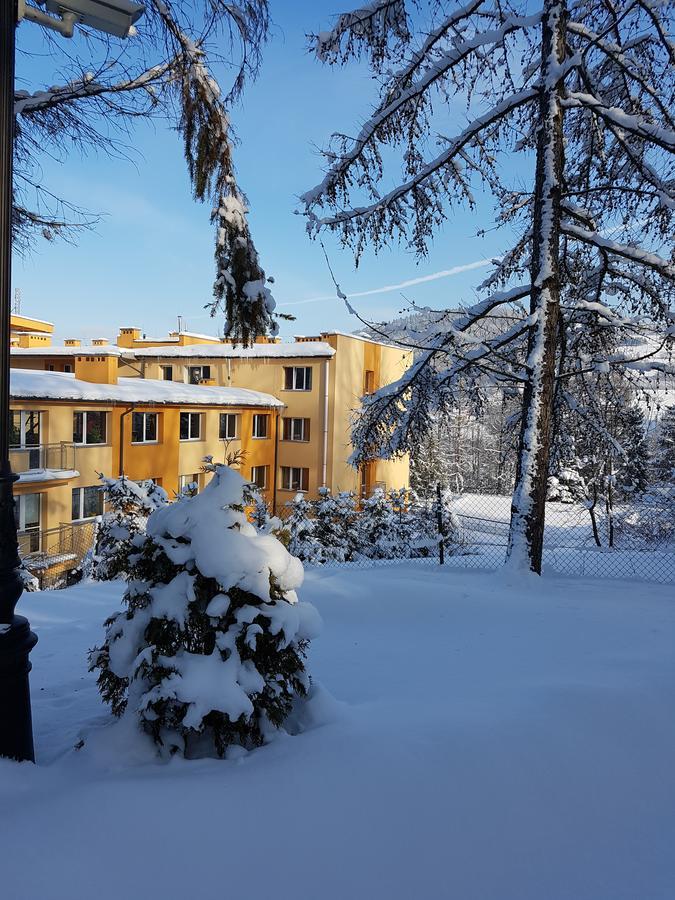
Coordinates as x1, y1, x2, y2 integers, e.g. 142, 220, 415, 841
11, 345, 126, 356
2, 564, 675, 899
16, 468, 79, 483
127, 342, 335, 359
10, 368, 283, 408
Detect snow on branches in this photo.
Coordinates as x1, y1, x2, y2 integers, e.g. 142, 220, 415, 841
304, 0, 675, 571
15, 0, 277, 341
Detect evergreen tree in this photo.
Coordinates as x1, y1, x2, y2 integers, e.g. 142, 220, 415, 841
91, 476, 168, 581
359, 488, 397, 558
313, 488, 358, 562
285, 493, 323, 564
89, 466, 319, 758
653, 406, 675, 482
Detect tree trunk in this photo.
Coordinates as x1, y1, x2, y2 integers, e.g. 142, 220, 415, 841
506, 0, 566, 573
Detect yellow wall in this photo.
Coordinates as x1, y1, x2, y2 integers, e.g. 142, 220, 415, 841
10, 399, 280, 534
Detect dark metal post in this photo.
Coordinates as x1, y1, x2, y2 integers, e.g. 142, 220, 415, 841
436, 482, 445, 566
0, 0, 38, 763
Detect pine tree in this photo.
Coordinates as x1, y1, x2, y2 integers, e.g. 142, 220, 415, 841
359, 488, 397, 558
89, 466, 319, 758
91, 476, 168, 581
285, 493, 323, 564
653, 406, 675, 482
313, 488, 358, 562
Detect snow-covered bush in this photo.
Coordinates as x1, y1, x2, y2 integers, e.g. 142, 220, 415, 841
89, 465, 319, 758
285, 493, 323, 564
313, 488, 359, 562
359, 488, 397, 558
91, 476, 168, 581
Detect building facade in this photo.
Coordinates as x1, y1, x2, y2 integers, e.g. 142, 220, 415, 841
10, 324, 412, 581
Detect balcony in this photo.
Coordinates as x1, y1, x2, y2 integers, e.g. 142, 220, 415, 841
10, 443, 78, 484
19, 520, 97, 589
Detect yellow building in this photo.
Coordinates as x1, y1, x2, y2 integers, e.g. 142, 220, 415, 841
9, 313, 54, 349
12, 328, 413, 502
10, 354, 283, 583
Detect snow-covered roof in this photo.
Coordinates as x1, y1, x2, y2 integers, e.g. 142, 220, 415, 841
11, 345, 125, 357
127, 341, 335, 360
300, 330, 401, 348
10, 369, 283, 408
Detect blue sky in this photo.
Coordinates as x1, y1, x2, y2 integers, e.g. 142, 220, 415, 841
13, 2, 509, 343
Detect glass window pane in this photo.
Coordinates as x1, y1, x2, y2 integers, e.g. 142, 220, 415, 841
72, 488, 80, 521
86, 411, 106, 444
131, 412, 144, 443
10, 412, 21, 446
83, 486, 103, 518
180, 412, 189, 440
23, 493, 40, 529
25, 412, 40, 446
73, 412, 84, 444
190, 413, 200, 439
145, 414, 157, 442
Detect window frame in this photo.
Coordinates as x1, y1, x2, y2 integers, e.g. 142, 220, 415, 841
252, 413, 269, 439
161, 365, 173, 381
187, 365, 211, 385
73, 410, 107, 446
281, 466, 309, 492
71, 485, 104, 522
219, 412, 238, 440
250, 465, 268, 490
179, 411, 202, 441
131, 411, 159, 445
283, 366, 313, 392
179, 473, 200, 493
283, 417, 310, 442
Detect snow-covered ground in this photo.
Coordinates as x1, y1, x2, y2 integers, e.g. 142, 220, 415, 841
2, 565, 675, 899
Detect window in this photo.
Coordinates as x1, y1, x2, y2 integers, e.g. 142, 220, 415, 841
188, 365, 211, 385
282, 417, 310, 442
219, 413, 238, 440
10, 411, 41, 469
364, 370, 375, 395
64, 364, 73, 374
281, 466, 309, 492
161, 366, 173, 381
284, 366, 312, 391
252, 414, 269, 439
131, 412, 158, 444
179, 473, 200, 493
180, 412, 201, 440
73, 411, 107, 445
71, 485, 104, 521
15, 493, 41, 552
250, 466, 268, 489
46, 364, 55, 371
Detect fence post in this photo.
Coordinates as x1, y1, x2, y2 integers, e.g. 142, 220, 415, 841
436, 482, 445, 566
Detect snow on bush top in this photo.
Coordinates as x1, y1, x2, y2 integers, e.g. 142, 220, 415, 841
147, 464, 304, 602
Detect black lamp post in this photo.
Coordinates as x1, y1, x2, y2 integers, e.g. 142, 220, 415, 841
0, 0, 144, 762
0, 0, 37, 764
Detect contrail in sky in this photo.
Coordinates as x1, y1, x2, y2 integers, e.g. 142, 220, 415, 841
279, 257, 496, 307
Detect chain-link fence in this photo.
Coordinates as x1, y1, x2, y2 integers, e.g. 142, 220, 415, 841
276, 489, 675, 585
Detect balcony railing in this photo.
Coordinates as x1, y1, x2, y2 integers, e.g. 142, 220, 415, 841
10, 442, 77, 474
19, 520, 97, 589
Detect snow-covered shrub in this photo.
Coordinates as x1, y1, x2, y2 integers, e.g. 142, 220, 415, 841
313, 488, 359, 562
285, 493, 323, 564
359, 488, 397, 558
91, 476, 168, 581
89, 465, 319, 758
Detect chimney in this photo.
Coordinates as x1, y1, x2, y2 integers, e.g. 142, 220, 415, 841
74, 352, 118, 384
92, 338, 109, 347
116, 327, 141, 348
64, 339, 81, 347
